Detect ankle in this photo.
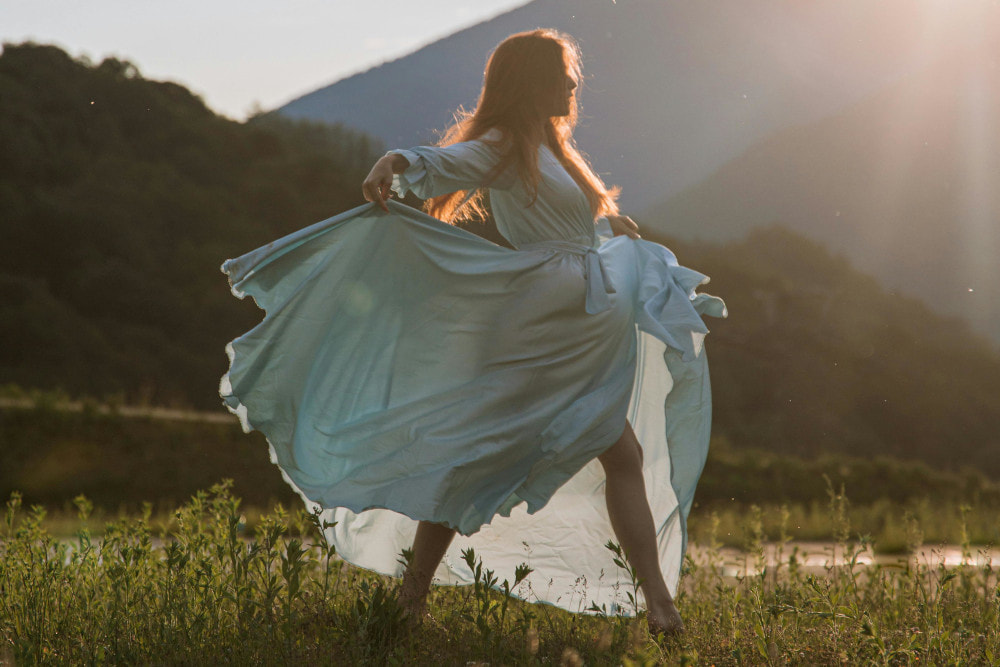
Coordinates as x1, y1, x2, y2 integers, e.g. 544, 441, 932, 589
647, 597, 679, 616
398, 580, 429, 611
641, 582, 674, 611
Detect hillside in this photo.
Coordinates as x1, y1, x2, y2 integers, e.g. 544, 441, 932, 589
1, 42, 998, 477
659, 226, 1000, 476
0, 42, 384, 408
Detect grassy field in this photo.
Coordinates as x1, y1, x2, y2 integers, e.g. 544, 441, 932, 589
3, 395, 999, 663
2, 481, 998, 665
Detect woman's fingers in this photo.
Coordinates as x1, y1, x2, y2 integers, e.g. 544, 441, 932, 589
362, 174, 391, 211
625, 216, 640, 239
372, 184, 389, 211
364, 182, 389, 211
362, 156, 397, 212
609, 215, 641, 239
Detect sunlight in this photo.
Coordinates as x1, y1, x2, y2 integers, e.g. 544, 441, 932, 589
864, 0, 959, 259
957, 20, 999, 339
863, 0, 998, 340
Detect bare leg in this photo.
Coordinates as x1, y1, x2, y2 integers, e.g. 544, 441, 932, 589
598, 421, 684, 635
398, 520, 456, 617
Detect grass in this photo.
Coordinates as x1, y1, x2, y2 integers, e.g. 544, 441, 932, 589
2, 481, 998, 665
3, 395, 999, 663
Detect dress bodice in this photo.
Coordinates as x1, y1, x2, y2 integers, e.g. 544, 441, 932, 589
390, 129, 598, 248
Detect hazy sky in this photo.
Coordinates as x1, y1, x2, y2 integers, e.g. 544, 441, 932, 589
1, 0, 529, 119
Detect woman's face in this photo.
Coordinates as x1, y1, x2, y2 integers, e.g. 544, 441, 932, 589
546, 66, 578, 118
555, 70, 578, 117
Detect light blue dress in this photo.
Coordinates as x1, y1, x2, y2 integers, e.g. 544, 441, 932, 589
220, 130, 726, 613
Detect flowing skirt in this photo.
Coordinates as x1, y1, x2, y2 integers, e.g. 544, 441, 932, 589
220, 200, 726, 613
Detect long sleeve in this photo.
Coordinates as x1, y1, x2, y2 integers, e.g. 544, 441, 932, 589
389, 131, 513, 200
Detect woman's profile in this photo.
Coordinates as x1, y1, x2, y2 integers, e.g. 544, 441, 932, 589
221, 28, 726, 637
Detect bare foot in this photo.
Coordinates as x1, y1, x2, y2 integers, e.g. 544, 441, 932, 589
398, 600, 450, 637
647, 601, 684, 639
397, 590, 427, 626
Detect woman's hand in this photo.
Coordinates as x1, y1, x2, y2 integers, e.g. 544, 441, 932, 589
362, 154, 409, 212
607, 214, 641, 239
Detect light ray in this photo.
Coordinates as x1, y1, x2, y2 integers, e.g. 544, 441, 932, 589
957, 25, 1000, 341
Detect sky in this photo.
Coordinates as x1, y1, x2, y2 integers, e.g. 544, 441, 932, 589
1, 0, 529, 119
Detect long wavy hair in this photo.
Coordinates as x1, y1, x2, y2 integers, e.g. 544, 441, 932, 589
426, 29, 620, 223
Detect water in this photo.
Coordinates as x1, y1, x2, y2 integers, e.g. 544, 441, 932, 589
689, 541, 999, 578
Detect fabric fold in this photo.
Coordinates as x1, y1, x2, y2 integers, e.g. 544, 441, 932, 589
631, 240, 727, 361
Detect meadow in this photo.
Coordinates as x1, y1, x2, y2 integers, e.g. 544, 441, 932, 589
2, 398, 1000, 664
2, 480, 999, 665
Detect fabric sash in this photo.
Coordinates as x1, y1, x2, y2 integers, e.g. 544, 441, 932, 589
517, 240, 617, 315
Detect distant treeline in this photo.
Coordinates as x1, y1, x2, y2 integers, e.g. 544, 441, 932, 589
1, 42, 999, 478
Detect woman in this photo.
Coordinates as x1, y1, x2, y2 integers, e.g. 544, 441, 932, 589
221, 29, 725, 636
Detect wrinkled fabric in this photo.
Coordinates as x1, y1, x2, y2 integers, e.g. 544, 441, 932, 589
220, 133, 726, 613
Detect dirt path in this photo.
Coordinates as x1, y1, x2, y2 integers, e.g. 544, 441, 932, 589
0, 397, 234, 424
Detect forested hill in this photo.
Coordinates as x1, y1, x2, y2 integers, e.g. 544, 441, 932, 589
0, 42, 384, 408
1, 43, 998, 477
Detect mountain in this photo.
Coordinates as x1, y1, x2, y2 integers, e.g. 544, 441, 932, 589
277, 0, 995, 212
642, 39, 1000, 343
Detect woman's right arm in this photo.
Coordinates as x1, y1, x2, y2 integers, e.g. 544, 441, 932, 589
362, 153, 411, 212
362, 132, 512, 209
